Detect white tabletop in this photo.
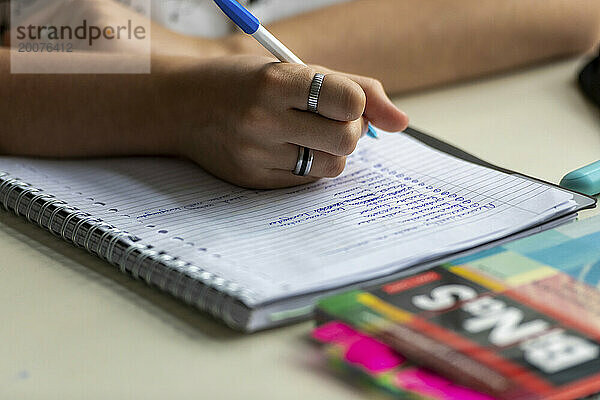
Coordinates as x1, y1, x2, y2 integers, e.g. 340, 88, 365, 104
1, 57, 599, 400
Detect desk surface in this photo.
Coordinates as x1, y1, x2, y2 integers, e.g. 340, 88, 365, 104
2, 57, 599, 400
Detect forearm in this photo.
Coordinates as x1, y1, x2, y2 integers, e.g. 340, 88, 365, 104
1, 0, 230, 58
0, 49, 199, 157
228, 0, 600, 93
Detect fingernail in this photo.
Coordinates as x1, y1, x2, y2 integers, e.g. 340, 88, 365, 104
367, 124, 378, 139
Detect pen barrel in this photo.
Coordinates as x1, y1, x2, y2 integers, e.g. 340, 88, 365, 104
253, 25, 304, 64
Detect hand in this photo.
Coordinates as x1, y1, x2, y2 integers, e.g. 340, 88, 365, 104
173, 55, 409, 189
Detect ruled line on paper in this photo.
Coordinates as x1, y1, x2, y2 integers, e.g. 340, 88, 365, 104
0, 133, 576, 303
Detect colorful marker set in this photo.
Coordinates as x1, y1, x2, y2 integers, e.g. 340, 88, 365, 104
314, 215, 600, 399
312, 321, 492, 399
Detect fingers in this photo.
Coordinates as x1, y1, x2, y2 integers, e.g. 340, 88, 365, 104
217, 60, 410, 190
239, 144, 347, 190
265, 143, 348, 178
312, 73, 366, 121
270, 110, 366, 157
225, 147, 347, 190
261, 63, 366, 122
259, 63, 408, 132
342, 74, 409, 132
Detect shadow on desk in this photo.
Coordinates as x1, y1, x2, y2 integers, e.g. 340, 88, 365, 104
0, 210, 250, 341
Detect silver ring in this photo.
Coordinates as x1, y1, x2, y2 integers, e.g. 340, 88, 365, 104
307, 72, 325, 113
292, 146, 314, 176
295, 72, 323, 177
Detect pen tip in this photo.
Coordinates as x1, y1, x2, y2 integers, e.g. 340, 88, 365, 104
367, 125, 378, 139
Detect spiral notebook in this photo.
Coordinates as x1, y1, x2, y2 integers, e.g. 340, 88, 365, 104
0, 128, 594, 331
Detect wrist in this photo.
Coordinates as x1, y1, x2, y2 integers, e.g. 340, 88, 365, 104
152, 56, 214, 159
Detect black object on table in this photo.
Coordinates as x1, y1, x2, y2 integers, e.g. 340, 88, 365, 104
579, 47, 600, 107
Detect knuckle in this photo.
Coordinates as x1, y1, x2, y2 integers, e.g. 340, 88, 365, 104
239, 104, 267, 133
256, 63, 284, 93
334, 122, 361, 155
323, 156, 347, 177
338, 80, 366, 121
277, 63, 315, 100
257, 63, 312, 101
290, 65, 315, 93
368, 77, 384, 91
229, 140, 260, 164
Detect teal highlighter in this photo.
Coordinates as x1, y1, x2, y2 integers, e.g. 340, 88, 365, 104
560, 160, 600, 196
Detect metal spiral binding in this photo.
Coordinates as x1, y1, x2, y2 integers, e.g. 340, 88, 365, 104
48, 203, 78, 236
105, 231, 130, 264
72, 215, 101, 245
181, 265, 201, 304
95, 227, 122, 261
166, 260, 187, 293
144, 253, 173, 285
26, 193, 54, 222
120, 242, 147, 273
152, 255, 178, 289
83, 221, 112, 254
15, 187, 39, 215
130, 248, 158, 280
37, 198, 66, 227
167, 263, 188, 297
0, 178, 24, 210
195, 270, 214, 311
61, 211, 91, 241
0, 172, 252, 330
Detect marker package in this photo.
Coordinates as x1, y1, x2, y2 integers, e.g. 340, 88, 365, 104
316, 216, 600, 399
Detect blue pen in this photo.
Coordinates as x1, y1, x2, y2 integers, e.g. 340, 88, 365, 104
212, 0, 379, 139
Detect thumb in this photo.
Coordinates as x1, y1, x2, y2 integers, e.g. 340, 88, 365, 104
347, 75, 409, 132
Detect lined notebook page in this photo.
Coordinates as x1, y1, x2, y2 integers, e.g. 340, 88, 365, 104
0, 134, 576, 305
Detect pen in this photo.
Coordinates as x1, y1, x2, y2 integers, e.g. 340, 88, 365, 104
212, 0, 379, 139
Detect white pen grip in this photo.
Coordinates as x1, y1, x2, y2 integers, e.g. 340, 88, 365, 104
253, 25, 305, 65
